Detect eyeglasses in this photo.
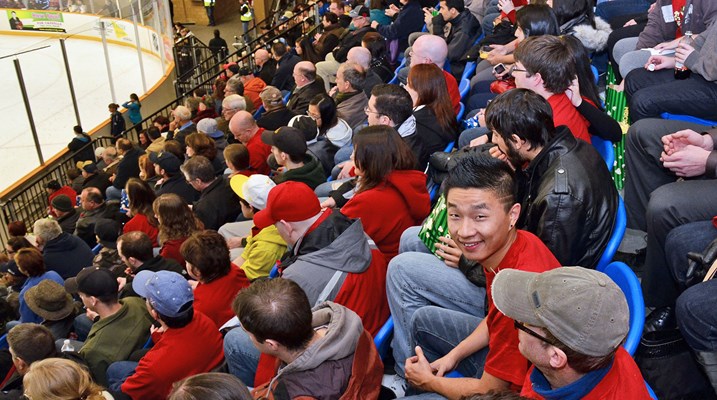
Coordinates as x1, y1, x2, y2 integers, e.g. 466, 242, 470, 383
364, 106, 382, 116
510, 65, 528, 74
514, 320, 557, 346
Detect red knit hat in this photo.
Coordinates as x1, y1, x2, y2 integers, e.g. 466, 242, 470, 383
253, 182, 321, 229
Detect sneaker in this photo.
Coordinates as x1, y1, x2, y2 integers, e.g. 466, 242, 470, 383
382, 374, 407, 398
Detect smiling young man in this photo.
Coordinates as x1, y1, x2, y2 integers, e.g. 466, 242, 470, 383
386, 154, 560, 398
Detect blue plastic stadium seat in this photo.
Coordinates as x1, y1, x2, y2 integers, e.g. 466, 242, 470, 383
373, 316, 394, 361
92, 243, 103, 255
591, 135, 614, 172
459, 78, 470, 101
0, 333, 7, 350
461, 61, 477, 82
602, 261, 645, 356
591, 65, 599, 86
253, 105, 265, 119
269, 263, 279, 278
427, 141, 456, 201
595, 196, 626, 272
660, 112, 717, 127
456, 102, 465, 122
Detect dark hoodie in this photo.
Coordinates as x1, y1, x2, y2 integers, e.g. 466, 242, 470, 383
43, 232, 94, 279
273, 154, 327, 189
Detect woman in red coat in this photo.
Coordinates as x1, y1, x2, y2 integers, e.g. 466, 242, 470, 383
340, 125, 431, 261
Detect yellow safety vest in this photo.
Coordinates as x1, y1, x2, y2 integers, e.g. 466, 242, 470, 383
240, 4, 253, 21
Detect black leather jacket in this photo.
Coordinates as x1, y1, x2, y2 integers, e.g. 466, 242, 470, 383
518, 126, 618, 269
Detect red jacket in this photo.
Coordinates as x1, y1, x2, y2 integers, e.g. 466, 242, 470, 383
444, 70, 461, 115
123, 213, 159, 247
244, 77, 267, 109
121, 311, 224, 400
239, 128, 272, 176
194, 265, 251, 328
48, 186, 77, 217
520, 347, 651, 400
341, 170, 430, 261
159, 237, 188, 267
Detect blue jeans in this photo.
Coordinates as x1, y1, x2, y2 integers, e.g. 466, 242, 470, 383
665, 221, 717, 298
387, 250, 486, 376
106, 360, 138, 393
224, 326, 261, 386
677, 278, 717, 352
458, 127, 489, 149
106, 185, 122, 201
74, 314, 93, 341
595, 0, 650, 23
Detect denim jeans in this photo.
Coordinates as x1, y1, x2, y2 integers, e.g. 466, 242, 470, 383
74, 314, 94, 341
106, 360, 138, 393
677, 278, 717, 352
224, 325, 261, 386
666, 220, 717, 298
387, 251, 486, 376
595, 0, 650, 23
106, 185, 122, 201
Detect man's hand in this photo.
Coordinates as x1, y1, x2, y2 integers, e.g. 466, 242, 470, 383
623, 18, 637, 27
226, 236, 244, 249
405, 346, 439, 391
371, 20, 379, 29
497, 0, 514, 14
320, 197, 337, 209
117, 277, 127, 291
150, 324, 167, 335
645, 55, 675, 71
565, 77, 583, 107
86, 309, 99, 321
675, 40, 696, 65
337, 160, 355, 179
386, 4, 400, 17
435, 236, 462, 267
423, 7, 433, 25
328, 85, 338, 97
662, 129, 712, 155
486, 46, 507, 65
661, 145, 711, 177
655, 37, 681, 51
469, 135, 489, 148
430, 351, 459, 377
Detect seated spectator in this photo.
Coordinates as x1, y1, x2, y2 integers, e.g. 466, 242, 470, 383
45, 180, 77, 218
253, 49, 277, 86
486, 89, 618, 269
223, 143, 250, 178
64, 266, 153, 385
262, 127, 326, 189
222, 174, 286, 277
67, 125, 94, 164
337, 126, 430, 261
14, 248, 64, 325
238, 68, 266, 109
225, 75, 255, 113
257, 86, 297, 131
332, 62, 369, 129
181, 156, 241, 230
24, 279, 77, 340
50, 194, 80, 234
491, 267, 650, 398
232, 278, 382, 398
169, 372, 253, 400
79, 162, 112, 195
99, 147, 119, 175
107, 270, 225, 400
287, 62, 326, 115
185, 132, 224, 176
423, 0, 481, 79
23, 358, 111, 400
216, 94, 247, 137
168, 105, 197, 146
192, 97, 219, 124
34, 218, 93, 279
626, 18, 717, 122
315, 5, 376, 91
270, 42, 301, 92
2, 236, 31, 291
151, 152, 200, 205
197, 118, 228, 165
123, 178, 159, 246
7, 221, 36, 248
117, 231, 187, 299
229, 111, 273, 176
180, 231, 250, 328
387, 155, 560, 397
362, 32, 394, 83
138, 153, 160, 188
67, 167, 84, 194
402, 35, 461, 113
138, 131, 151, 149
74, 187, 120, 247
406, 64, 459, 158
370, 0, 424, 58
106, 139, 145, 201
145, 126, 166, 153
346, 47, 382, 98
223, 182, 389, 386
91, 219, 124, 275
2, 323, 58, 398
153, 194, 201, 267
301, 94, 352, 175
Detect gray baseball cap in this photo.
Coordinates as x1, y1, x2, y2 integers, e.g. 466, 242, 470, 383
492, 266, 629, 357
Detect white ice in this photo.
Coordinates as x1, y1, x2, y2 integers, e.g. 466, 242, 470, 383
0, 34, 165, 192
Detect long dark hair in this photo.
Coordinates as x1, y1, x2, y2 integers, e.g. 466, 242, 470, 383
353, 125, 416, 193
310, 94, 338, 135
516, 4, 560, 37
126, 178, 159, 226
407, 64, 458, 139
561, 35, 602, 109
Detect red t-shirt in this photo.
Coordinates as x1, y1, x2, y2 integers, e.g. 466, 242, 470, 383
483, 230, 561, 390
239, 128, 272, 176
121, 311, 224, 400
123, 213, 159, 247
194, 265, 251, 328
520, 347, 652, 399
443, 70, 461, 115
547, 93, 591, 143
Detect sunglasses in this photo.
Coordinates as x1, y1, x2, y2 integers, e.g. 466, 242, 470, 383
514, 320, 557, 346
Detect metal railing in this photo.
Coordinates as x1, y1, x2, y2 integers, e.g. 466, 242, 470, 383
173, 35, 215, 86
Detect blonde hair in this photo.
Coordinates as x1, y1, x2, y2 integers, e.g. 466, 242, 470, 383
23, 358, 106, 400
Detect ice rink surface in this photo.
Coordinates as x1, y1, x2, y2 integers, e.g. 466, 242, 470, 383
0, 34, 165, 192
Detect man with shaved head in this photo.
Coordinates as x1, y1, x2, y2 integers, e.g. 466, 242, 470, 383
253, 48, 276, 86
229, 111, 271, 175
287, 61, 326, 115
405, 35, 460, 113
348, 47, 382, 96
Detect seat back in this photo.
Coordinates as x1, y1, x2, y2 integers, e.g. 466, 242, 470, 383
457, 102, 465, 122
92, 243, 103, 255
660, 112, 717, 127
591, 135, 614, 172
596, 195, 626, 272
268, 263, 279, 278
373, 316, 394, 361
602, 261, 645, 356
459, 78, 470, 101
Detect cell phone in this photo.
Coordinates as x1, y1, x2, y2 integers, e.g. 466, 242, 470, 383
493, 63, 506, 75
481, 45, 493, 53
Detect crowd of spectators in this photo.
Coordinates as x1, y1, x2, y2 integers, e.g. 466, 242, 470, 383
3, 0, 717, 398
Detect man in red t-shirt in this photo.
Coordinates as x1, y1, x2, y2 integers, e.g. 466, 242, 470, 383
493, 267, 651, 400
228, 111, 272, 176
395, 155, 560, 398
406, 34, 461, 114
